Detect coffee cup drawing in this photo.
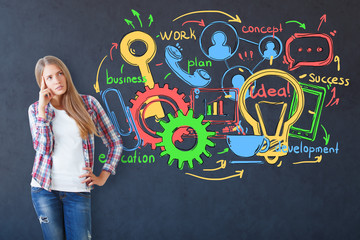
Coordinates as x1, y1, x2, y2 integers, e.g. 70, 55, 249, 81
226, 135, 270, 157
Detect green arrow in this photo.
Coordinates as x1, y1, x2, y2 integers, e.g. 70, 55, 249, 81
124, 19, 135, 29
217, 148, 229, 155
149, 14, 153, 27
285, 20, 306, 30
131, 9, 142, 28
321, 124, 330, 145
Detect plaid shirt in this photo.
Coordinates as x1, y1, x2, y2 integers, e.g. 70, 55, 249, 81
28, 94, 123, 191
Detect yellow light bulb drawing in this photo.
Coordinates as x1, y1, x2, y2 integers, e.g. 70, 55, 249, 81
238, 69, 304, 164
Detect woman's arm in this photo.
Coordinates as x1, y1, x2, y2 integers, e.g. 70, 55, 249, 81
28, 103, 54, 155
80, 96, 123, 187
29, 77, 55, 155
92, 96, 123, 175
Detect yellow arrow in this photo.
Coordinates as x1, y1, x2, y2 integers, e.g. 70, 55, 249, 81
94, 55, 107, 93
203, 160, 226, 172
185, 170, 244, 181
173, 10, 241, 23
293, 155, 322, 164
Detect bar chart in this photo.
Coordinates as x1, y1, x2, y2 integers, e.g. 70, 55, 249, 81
206, 99, 224, 116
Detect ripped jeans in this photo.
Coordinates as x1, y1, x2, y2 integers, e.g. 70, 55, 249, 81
31, 187, 91, 240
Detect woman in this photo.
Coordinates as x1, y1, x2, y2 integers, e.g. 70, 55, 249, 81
28, 55, 123, 239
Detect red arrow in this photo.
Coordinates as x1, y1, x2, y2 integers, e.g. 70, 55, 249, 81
325, 87, 337, 107
317, 14, 327, 31
331, 98, 339, 106
182, 19, 205, 27
110, 43, 118, 61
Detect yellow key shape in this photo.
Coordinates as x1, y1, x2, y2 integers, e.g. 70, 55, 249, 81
120, 31, 165, 120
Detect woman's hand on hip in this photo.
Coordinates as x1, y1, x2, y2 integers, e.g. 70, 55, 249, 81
79, 167, 111, 187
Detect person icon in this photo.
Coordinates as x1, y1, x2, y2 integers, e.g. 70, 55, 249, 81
263, 41, 278, 60
221, 66, 254, 101
208, 31, 232, 61
229, 74, 245, 101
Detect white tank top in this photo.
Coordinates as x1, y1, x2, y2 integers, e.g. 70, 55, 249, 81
31, 107, 89, 192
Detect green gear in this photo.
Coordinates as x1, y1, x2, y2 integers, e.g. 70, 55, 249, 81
156, 109, 216, 170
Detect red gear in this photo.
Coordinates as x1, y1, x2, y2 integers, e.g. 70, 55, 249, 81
129, 84, 190, 149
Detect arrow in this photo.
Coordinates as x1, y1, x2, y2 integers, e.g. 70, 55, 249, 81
217, 148, 229, 154
325, 87, 338, 107
285, 20, 306, 29
109, 43, 118, 61
131, 9, 142, 28
315, 155, 323, 162
182, 19, 205, 27
124, 19, 135, 29
148, 14, 153, 27
173, 10, 241, 23
94, 55, 107, 93
185, 170, 244, 181
317, 14, 327, 31
330, 98, 339, 106
321, 124, 330, 145
293, 155, 322, 164
203, 160, 227, 172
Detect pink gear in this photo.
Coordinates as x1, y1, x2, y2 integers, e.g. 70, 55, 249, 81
129, 83, 190, 149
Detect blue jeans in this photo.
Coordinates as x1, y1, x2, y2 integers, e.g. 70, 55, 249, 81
31, 187, 92, 240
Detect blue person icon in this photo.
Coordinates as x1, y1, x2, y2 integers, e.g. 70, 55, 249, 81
263, 41, 278, 60
208, 31, 232, 61
229, 74, 245, 101
221, 66, 254, 101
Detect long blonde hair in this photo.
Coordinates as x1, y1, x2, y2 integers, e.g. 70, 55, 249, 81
35, 56, 98, 139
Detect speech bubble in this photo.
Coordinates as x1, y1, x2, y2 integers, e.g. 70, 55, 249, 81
285, 33, 334, 71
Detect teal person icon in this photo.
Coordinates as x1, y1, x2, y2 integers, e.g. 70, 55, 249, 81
208, 31, 232, 61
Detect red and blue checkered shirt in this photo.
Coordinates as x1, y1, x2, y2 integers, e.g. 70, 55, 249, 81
28, 94, 123, 191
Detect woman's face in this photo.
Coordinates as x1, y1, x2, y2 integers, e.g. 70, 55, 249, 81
42, 64, 67, 97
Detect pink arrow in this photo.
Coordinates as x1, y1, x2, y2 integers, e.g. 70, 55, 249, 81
330, 98, 339, 106
325, 87, 338, 107
317, 14, 327, 31
110, 43, 118, 61
182, 19, 205, 27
